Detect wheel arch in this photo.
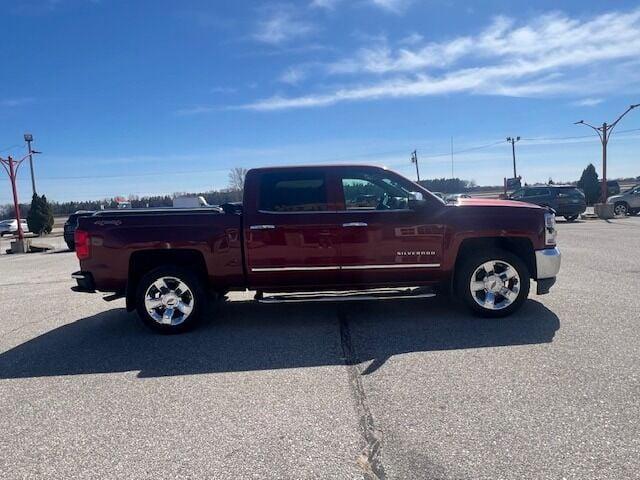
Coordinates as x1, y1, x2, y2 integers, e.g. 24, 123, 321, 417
126, 249, 208, 311
451, 236, 536, 293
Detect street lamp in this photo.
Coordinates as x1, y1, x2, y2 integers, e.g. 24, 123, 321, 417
575, 103, 640, 203
23, 133, 37, 195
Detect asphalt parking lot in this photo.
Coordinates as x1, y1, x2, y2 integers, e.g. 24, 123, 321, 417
1, 217, 639, 479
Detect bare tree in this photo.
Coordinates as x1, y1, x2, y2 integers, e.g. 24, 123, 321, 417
228, 167, 248, 191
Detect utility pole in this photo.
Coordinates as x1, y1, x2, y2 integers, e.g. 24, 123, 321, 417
450, 137, 454, 178
410, 150, 420, 182
506, 136, 520, 178
24, 133, 37, 195
575, 103, 639, 202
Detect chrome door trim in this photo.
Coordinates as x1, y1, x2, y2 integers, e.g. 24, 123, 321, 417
251, 266, 341, 272
249, 224, 276, 230
341, 263, 440, 270
342, 222, 368, 227
251, 263, 440, 272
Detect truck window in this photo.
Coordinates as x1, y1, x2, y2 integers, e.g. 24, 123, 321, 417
259, 172, 328, 212
341, 171, 413, 210
510, 189, 525, 199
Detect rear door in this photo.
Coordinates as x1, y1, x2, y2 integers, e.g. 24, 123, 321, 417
556, 187, 586, 211
629, 186, 640, 208
244, 169, 343, 289
336, 167, 445, 286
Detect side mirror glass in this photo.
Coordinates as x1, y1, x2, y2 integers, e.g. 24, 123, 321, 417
408, 191, 427, 209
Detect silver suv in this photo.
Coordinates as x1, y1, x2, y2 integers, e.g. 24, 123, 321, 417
607, 185, 640, 216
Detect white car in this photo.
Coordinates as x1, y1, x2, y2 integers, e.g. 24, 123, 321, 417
0, 219, 29, 236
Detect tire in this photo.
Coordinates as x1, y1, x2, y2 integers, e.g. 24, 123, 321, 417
614, 202, 629, 216
456, 249, 530, 318
135, 266, 207, 334
564, 215, 579, 222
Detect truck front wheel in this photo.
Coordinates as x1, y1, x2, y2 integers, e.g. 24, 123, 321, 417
456, 249, 530, 318
135, 266, 207, 333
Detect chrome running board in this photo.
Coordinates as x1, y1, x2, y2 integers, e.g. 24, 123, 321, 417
257, 287, 435, 304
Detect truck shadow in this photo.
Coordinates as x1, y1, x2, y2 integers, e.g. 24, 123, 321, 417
0, 298, 559, 379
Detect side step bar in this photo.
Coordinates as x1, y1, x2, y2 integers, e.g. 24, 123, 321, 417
256, 287, 435, 304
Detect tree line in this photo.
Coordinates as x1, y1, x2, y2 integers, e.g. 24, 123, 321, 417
1, 164, 638, 220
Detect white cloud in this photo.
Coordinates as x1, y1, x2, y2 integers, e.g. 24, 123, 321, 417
310, 0, 341, 10
279, 67, 307, 85
571, 98, 603, 107
240, 8, 640, 110
399, 32, 424, 45
253, 7, 315, 45
310, 0, 411, 13
369, 0, 412, 14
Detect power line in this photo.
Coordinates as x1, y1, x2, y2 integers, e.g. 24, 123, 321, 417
18, 128, 640, 183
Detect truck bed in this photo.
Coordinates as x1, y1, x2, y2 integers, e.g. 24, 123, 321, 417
77, 207, 245, 293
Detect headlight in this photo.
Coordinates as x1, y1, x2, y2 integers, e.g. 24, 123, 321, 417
544, 212, 557, 246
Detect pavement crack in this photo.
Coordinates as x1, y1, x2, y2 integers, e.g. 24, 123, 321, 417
338, 310, 386, 480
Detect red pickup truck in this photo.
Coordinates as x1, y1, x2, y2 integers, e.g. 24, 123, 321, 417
72, 165, 561, 333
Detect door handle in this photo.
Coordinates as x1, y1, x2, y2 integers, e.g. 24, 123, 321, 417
342, 222, 368, 227
250, 224, 276, 230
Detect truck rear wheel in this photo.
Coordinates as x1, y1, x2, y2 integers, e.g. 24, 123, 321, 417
135, 266, 206, 333
456, 249, 530, 318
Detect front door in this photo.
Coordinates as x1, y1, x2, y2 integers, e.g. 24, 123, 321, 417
336, 168, 445, 286
245, 169, 342, 290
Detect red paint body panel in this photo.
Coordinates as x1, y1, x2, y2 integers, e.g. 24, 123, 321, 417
76, 165, 548, 296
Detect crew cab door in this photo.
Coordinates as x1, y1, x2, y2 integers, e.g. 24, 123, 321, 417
336, 167, 445, 286
244, 169, 342, 289
629, 186, 640, 208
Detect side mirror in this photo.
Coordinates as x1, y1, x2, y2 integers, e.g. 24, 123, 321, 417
408, 191, 427, 210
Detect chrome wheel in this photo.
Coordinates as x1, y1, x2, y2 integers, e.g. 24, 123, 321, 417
144, 276, 194, 326
469, 260, 521, 311
614, 203, 628, 215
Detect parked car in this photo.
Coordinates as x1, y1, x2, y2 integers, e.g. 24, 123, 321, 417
72, 164, 561, 333
602, 180, 621, 196
508, 185, 586, 221
63, 211, 95, 250
431, 192, 446, 201
0, 219, 29, 236
606, 184, 640, 216
444, 193, 472, 203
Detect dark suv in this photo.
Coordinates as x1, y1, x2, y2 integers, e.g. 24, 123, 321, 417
509, 185, 586, 221
63, 211, 95, 250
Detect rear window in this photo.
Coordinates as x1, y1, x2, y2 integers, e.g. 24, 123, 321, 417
525, 187, 550, 197
557, 188, 584, 199
259, 171, 329, 212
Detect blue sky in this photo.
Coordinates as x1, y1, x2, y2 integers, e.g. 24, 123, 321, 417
1, 0, 640, 203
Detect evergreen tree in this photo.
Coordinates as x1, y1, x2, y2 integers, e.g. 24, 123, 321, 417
27, 193, 54, 235
577, 164, 600, 205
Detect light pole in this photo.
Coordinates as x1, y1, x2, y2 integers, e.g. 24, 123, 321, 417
506, 136, 520, 179
575, 103, 640, 202
24, 133, 37, 195
410, 150, 420, 182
